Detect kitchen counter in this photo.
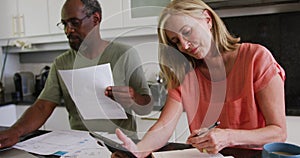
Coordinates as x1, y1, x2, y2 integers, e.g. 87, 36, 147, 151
0, 126, 262, 158
110, 141, 262, 158
0, 93, 17, 107
1, 92, 298, 115
0, 93, 67, 107
14, 95, 37, 105
0, 93, 38, 107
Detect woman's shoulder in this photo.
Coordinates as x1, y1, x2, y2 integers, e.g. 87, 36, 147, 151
239, 42, 273, 60
240, 43, 269, 52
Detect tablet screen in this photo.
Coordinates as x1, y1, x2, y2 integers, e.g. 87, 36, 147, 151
89, 131, 137, 158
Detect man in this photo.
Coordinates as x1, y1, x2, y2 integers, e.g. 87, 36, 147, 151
0, 0, 152, 149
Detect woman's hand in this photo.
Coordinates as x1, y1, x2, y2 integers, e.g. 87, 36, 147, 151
115, 128, 150, 158
186, 128, 230, 154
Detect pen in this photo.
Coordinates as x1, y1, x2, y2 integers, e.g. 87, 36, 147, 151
194, 121, 220, 137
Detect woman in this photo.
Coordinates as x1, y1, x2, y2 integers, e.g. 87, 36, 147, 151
115, 0, 287, 157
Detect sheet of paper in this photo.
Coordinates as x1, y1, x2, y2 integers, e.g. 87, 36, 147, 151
152, 148, 232, 158
13, 130, 111, 157
58, 64, 127, 119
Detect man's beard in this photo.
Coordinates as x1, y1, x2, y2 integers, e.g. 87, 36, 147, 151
68, 35, 83, 51
69, 42, 81, 51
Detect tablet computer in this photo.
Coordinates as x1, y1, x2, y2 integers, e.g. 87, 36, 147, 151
0, 147, 12, 152
89, 131, 137, 158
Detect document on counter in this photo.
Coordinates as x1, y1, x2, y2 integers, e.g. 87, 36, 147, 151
58, 64, 127, 120
13, 130, 111, 157
152, 148, 233, 158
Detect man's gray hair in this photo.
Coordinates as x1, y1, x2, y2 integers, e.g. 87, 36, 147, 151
81, 0, 102, 17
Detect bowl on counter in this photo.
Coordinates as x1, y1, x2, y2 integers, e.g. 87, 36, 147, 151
262, 142, 300, 158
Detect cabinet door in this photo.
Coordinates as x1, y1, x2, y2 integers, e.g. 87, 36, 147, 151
174, 112, 190, 143
18, 0, 49, 37
48, 0, 65, 34
16, 105, 29, 119
286, 116, 300, 145
122, 0, 171, 27
0, 104, 17, 126
98, 0, 123, 30
136, 111, 175, 142
0, 0, 18, 39
44, 106, 71, 130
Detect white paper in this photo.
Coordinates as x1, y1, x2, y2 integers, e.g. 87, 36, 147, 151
13, 130, 111, 157
152, 148, 231, 158
58, 64, 127, 119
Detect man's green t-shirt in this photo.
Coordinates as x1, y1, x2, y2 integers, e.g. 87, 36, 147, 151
38, 42, 150, 138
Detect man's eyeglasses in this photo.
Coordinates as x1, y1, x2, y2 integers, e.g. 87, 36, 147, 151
56, 15, 89, 30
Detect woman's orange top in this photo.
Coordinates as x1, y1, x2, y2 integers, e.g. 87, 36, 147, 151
168, 43, 285, 131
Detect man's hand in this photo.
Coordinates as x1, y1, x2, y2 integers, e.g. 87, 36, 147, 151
0, 128, 20, 149
105, 86, 152, 115
105, 86, 136, 108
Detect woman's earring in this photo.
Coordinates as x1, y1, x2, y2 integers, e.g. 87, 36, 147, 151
187, 42, 192, 49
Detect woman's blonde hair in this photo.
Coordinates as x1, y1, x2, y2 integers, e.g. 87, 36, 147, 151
158, 0, 240, 89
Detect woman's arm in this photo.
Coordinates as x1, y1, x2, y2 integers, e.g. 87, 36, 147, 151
116, 97, 184, 158
228, 73, 287, 146
187, 74, 287, 154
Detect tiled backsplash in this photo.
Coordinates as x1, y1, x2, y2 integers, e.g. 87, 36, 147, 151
20, 63, 52, 75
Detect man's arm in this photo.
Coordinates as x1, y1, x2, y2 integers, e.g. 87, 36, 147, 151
0, 99, 57, 148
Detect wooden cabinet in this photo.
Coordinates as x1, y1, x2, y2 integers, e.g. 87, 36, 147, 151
16, 105, 70, 130
99, 0, 123, 30
43, 106, 71, 130
0, 0, 18, 39
122, 0, 171, 27
15, 104, 29, 119
135, 111, 165, 140
174, 112, 189, 143
286, 116, 300, 145
0, 0, 166, 42
0, 104, 17, 126
0, 0, 49, 39
48, 0, 65, 34
0, 0, 123, 40
136, 111, 189, 143
137, 114, 300, 145
49, 0, 123, 32
18, 0, 49, 37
